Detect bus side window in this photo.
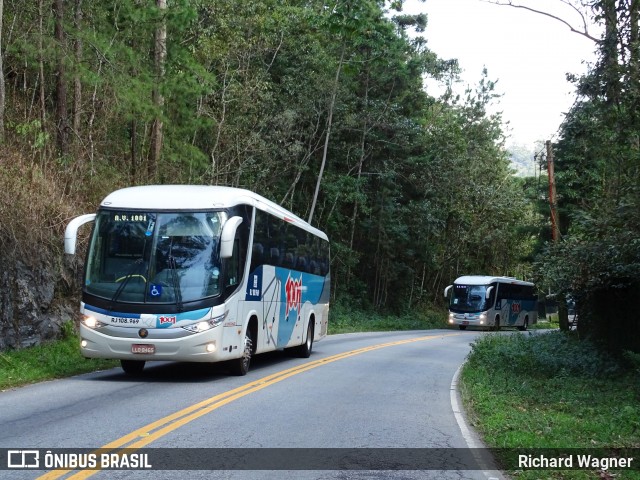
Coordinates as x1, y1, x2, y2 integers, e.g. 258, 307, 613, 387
270, 247, 280, 266
252, 242, 264, 267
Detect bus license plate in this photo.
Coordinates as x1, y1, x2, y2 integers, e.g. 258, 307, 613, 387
462, 321, 469, 325
131, 344, 155, 354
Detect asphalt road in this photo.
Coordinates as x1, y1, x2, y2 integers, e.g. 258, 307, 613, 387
0, 329, 507, 480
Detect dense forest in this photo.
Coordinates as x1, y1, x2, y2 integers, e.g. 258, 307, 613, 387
0, 0, 637, 353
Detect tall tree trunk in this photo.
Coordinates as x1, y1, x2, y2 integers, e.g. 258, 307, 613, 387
346, 65, 370, 284
149, 0, 167, 182
628, 0, 640, 177
602, 0, 620, 106
631, 1, 639, 77
88, 59, 102, 175
629, 0, 640, 121
349, 65, 370, 252
308, 47, 345, 225
130, 120, 137, 179
38, 0, 46, 150
72, 0, 82, 145
0, 0, 5, 144
53, 0, 69, 156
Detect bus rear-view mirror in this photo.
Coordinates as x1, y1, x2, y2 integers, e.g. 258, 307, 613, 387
64, 214, 96, 255
220, 216, 243, 259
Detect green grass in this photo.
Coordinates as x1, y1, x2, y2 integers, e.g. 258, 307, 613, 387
0, 323, 117, 391
530, 316, 559, 329
460, 331, 640, 479
328, 303, 447, 334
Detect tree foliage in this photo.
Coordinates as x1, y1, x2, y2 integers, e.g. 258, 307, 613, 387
0, 0, 537, 319
535, 0, 640, 352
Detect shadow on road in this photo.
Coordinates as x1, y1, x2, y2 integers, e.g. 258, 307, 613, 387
77, 349, 309, 384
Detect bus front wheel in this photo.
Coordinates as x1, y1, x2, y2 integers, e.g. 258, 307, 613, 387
493, 316, 501, 332
121, 359, 145, 375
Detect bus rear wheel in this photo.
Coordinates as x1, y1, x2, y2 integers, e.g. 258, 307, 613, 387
295, 321, 314, 358
518, 316, 529, 331
121, 359, 145, 375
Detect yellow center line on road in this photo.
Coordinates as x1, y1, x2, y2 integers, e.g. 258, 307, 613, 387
37, 332, 460, 480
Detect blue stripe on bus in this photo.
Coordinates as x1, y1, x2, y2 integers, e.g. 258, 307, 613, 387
84, 305, 141, 318
84, 304, 211, 322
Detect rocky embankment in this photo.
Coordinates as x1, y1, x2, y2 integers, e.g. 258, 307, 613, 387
0, 253, 78, 350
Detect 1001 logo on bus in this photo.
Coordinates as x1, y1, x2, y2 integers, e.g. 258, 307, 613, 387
511, 302, 522, 314
285, 273, 303, 317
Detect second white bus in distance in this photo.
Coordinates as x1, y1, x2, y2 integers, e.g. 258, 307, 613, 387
444, 275, 537, 331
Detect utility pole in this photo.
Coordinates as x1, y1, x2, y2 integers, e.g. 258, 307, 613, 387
546, 140, 560, 242
546, 140, 568, 331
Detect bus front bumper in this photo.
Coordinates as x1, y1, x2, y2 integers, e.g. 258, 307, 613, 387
448, 312, 488, 328
79, 324, 236, 363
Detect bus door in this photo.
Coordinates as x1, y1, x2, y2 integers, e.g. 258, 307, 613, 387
495, 284, 512, 326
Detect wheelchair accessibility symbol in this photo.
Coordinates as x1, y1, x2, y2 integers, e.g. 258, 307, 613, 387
149, 284, 163, 297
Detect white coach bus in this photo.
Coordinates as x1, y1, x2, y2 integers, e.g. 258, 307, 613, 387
444, 275, 537, 331
64, 185, 330, 375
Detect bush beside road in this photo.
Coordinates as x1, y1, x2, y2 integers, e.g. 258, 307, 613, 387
460, 331, 640, 479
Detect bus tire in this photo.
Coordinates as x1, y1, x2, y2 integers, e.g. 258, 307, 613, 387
518, 316, 529, 331
121, 359, 145, 375
493, 316, 501, 331
458, 325, 467, 330
229, 329, 253, 376
296, 320, 314, 358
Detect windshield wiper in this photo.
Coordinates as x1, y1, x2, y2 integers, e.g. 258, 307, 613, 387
168, 256, 184, 312
110, 258, 144, 309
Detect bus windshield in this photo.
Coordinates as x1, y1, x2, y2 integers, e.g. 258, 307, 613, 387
449, 284, 491, 313
85, 210, 226, 304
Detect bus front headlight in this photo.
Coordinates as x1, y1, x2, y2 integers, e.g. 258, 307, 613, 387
448, 313, 454, 324
82, 315, 106, 329
182, 314, 226, 333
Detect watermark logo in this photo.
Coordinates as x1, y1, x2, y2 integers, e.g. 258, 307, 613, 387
8, 450, 39, 468
4, 450, 152, 470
